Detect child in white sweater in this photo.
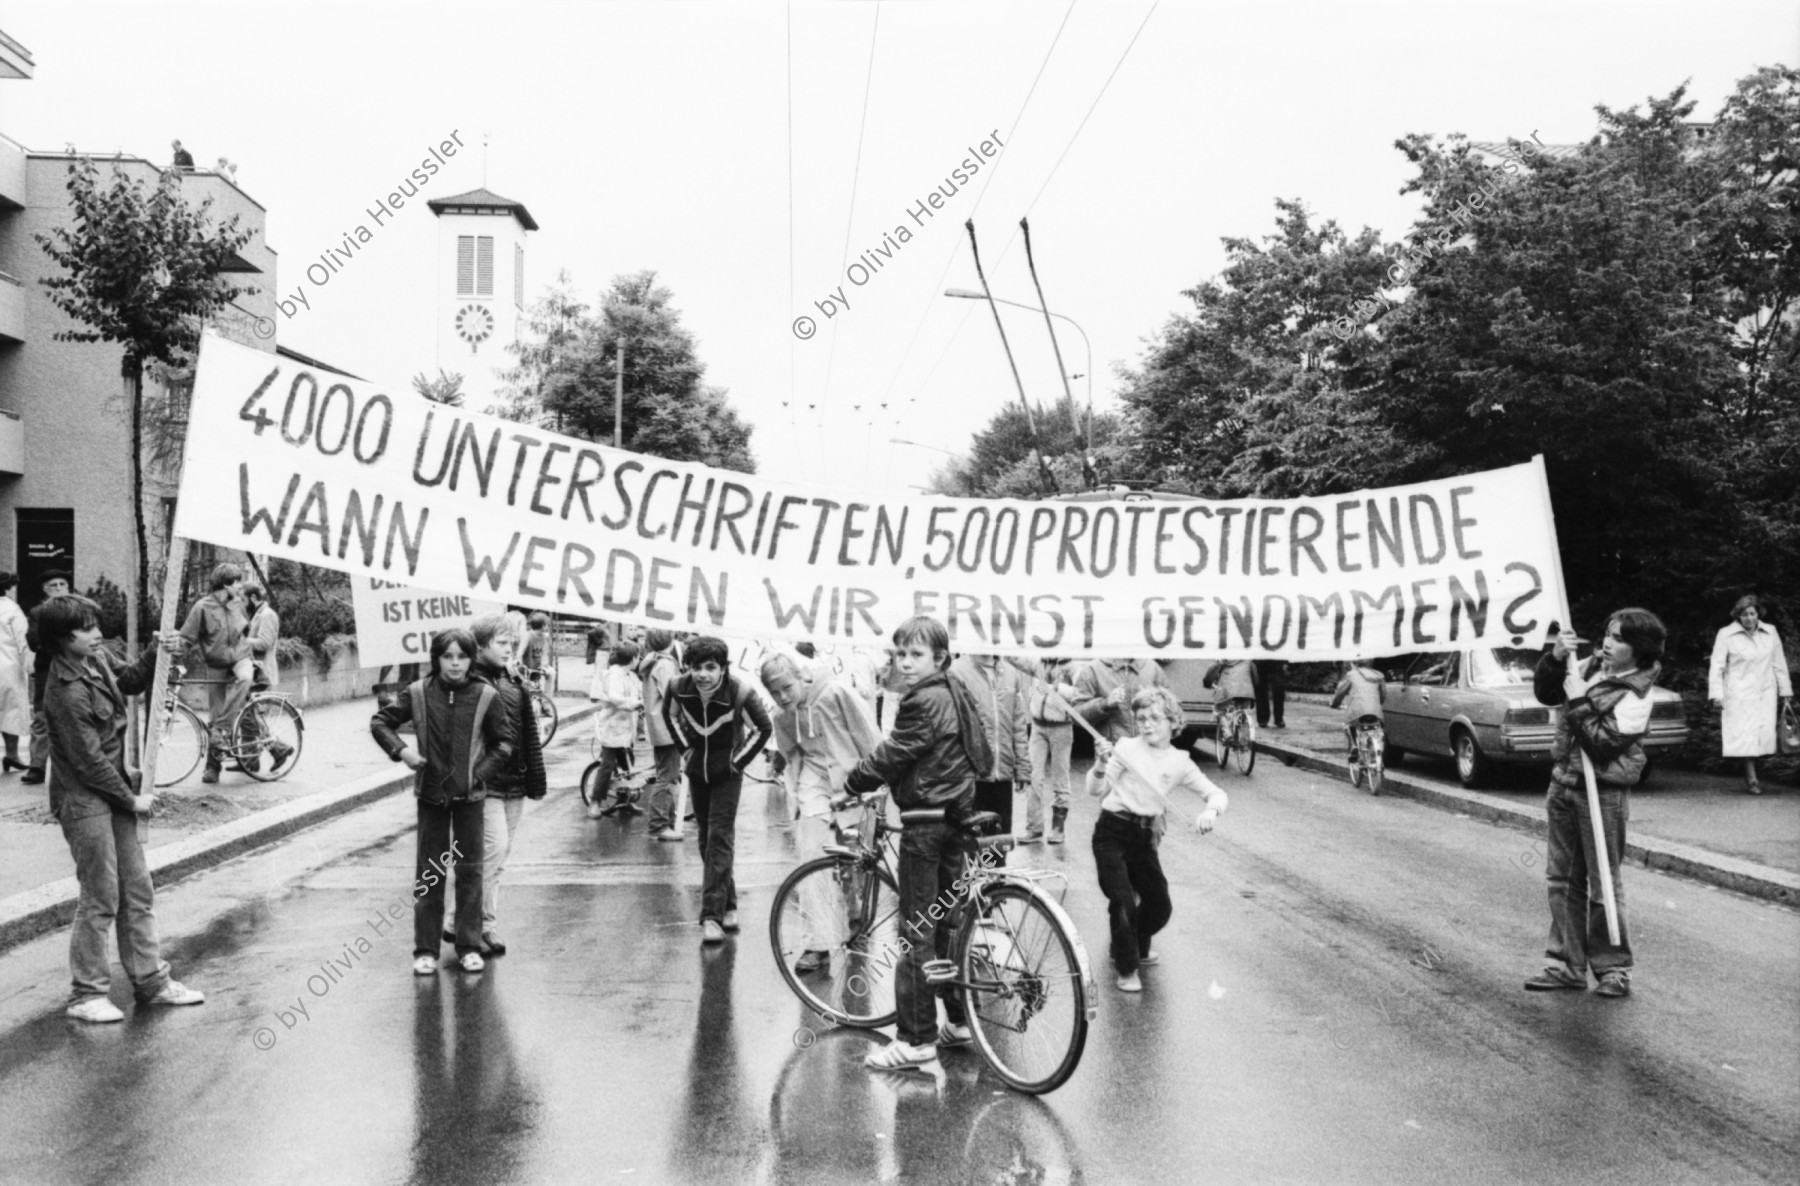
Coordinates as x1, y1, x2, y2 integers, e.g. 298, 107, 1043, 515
1087, 686, 1229, 992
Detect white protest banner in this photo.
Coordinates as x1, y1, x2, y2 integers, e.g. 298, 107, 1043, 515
348, 576, 506, 668
175, 333, 1569, 659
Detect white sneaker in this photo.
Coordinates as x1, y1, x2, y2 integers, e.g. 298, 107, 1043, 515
653, 828, 683, 842
938, 1021, 973, 1048
413, 955, 438, 976
586, 802, 607, 819
701, 919, 726, 944
458, 951, 485, 972
143, 979, 205, 1007
864, 1039, 940, 1072
66, 997, 125, 1023
1117, 972, 1144, 993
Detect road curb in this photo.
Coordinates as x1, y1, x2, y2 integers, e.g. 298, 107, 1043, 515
1253, 736, 1800, 908
0, 701, 600, 954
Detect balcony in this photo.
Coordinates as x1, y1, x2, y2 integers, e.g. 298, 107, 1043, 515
0, 409, 21, 476
0, 134, 23, 210
0, 270, 21, 343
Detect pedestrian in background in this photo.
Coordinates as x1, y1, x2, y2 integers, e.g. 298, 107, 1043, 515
35, 594, 203, 1022
586, 640, 643, 819
177, 562, 253, 784
663, 636, 772, 943
1023, 657, 1080, 844
1073, 657, 1169, 742
21, 568, 73, 785
469, 614, 546, 956
639, 629, 685, 841
0, 572, 31, 772
1254, 659, 1288, 729
1708, 594, 1793, 795
1526, 610, 1665, 999
370, 628, 516, 975
1203, 659, 1259, 725
949, 652, 1031, 855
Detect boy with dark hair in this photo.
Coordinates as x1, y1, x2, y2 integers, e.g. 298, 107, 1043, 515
178, 562, 252, 784
21, 568, 73, 785
663, 635, 772, 943
844, 615, 994, 1073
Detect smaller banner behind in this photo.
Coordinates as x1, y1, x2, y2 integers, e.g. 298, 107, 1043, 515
349, 577, 506, 668
176, 334, 1571, 659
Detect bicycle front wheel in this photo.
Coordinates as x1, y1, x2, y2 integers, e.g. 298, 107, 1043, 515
960, 883, 1091, 1094
1214, 715, 1231, 769
1233, 719, 1256, 775
532, 689, 559, 746
1365, 742, 1384, 796
238, 697, 303, 782
769, 856, 901, 1029
153, 704, 207, 787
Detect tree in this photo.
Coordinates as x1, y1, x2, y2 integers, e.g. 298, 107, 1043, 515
937, 393, 1126, 497
539, 270, 757, 472
35, 157, 255, 641
495, 269, 589, 424
411, 369, 465, 406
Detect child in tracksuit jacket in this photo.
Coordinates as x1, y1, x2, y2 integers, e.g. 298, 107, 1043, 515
371, 628, 516, 974
662, 636, 772, 942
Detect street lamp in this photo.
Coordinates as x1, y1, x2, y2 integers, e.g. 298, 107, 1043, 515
943, 287, 1093, 470
890, 437, 974, 496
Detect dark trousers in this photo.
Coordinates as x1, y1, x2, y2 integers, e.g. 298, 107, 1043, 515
895, 819, 974, 1047
414, 798, 485, 956
1092, 812, 1171, 976
691, 772, 742, 922
1254, 660, 1287, 727
594, 745, 633, 800
973, 779, 1013, 865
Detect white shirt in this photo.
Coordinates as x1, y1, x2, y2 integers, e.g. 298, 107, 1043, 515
1093, 737, 1229, 819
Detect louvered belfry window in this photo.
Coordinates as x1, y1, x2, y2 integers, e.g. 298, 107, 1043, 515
477, 237, 494, 296
457, 236, 475, 295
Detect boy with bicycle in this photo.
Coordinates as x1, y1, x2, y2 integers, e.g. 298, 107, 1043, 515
1330, 661, 1387, 761
843, 615, 993, 1074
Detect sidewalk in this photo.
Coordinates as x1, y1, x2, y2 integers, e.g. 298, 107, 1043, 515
0, 662, 599, 950
1256, 695, 1800, 905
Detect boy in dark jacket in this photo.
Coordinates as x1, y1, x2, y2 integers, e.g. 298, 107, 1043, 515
1525, 610, 1664, 1000
662, 636, 772, 943
468, 614, 546, 957
371, 628, 517, 973
844, 615, 994, 1073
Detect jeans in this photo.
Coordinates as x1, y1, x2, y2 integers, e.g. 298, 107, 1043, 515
1026, 722, 1072, 833
593, 745, 633, 803
1543, 780, 1632, 976
973, 780, 1013, 865
28, 698, 47, 773
1091, 812, 1171, 976
414, 798, 485, 956
204, 660, 253, 763
895, 819, 974, 1047
480, 795, 525, 931
645, 743, 683, 831
691, 773, 742, 922
61, 810, 171, 1004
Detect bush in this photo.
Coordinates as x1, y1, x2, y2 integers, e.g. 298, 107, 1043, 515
274, 636, 315, 668
281, 598, 355, 651
81, 574, 130, 639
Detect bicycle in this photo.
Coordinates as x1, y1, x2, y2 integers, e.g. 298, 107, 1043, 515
154, 663, 305, 787
769, 791, 1098, 1094
1348, 715, 1385, 795
520, 664, 559, 745
1213, 699, 1257, 775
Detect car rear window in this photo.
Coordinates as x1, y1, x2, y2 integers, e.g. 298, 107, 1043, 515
1468, 648, 1540, 688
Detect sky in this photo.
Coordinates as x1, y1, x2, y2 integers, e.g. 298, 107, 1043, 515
4, 0, 1794, 497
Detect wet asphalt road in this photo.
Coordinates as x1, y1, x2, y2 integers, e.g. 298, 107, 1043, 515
0, 733, 1795, 1186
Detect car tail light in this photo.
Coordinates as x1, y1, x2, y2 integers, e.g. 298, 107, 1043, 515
1504, 708, 1550, 727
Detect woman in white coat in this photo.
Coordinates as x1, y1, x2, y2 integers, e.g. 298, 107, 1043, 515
0, 572, 31, 770
1709, 594, 1793, 794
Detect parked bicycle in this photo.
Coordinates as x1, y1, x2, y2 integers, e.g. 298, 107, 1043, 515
1348, 715, 1386, 795
769, 790, 1098, 1094
1213, 699, 1257, 775
520, 664, 559, 745
154, 663, 304, 787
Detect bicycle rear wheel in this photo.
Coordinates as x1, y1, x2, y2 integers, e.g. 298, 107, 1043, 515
153, 704, 207, 787
959, 883, 1091, 1094
769, 856, 901, 1028
1214, 713, 1231, 769
1364, 734, 1384, 796
531, 689, 559, 746
237, 697, 303, 782
1233, 719, 1256, 775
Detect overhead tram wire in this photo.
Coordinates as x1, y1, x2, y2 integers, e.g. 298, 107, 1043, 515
870, 0, 1077, 432
889, 0, 1159, 436
815, 0, 884, 465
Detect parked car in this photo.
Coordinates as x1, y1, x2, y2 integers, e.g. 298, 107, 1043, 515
1379, 647, 1689, 788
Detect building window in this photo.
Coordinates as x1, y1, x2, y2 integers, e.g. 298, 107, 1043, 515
515, 243, 524, 308
477, 237, 494, 296
457, 236, 474, 296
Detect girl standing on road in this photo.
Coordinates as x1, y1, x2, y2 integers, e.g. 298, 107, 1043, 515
586, 640, 643, 819
1708, 595, 1793, 795
1086, 686, 1228, 993
371, 628, 517, 974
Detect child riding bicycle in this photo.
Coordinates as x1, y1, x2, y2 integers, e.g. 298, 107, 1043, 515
1330, 662, 1387, 760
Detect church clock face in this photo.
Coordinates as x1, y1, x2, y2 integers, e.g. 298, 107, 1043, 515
455, 303, 495, 352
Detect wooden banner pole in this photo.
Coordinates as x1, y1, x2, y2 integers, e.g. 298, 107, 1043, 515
137, 534, 190, 799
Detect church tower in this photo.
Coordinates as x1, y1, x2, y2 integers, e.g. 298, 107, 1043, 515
425, 187, 538, 411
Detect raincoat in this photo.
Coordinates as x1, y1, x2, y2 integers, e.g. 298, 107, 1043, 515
1709, 622, 1793, 758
